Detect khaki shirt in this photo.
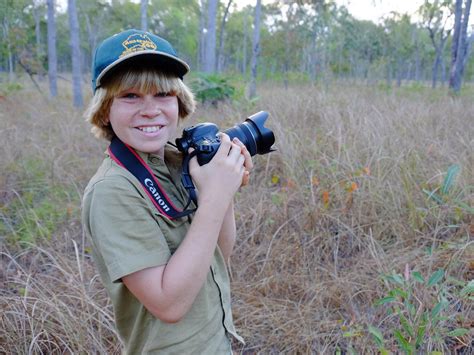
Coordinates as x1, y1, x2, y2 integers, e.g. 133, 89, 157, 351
82, 145, 244, 354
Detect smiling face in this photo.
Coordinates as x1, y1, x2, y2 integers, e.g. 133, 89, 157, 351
108, 89, 179, 157
84, 63, 196, 146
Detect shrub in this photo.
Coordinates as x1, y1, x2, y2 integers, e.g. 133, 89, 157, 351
190, 73, 235, 105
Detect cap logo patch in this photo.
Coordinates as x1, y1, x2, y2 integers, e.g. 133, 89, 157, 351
120, 34, 157, 57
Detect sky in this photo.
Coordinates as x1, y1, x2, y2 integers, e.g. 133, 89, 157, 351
234, 0, 426, 22
336, 0, 426, 23
57, 0, 460, 25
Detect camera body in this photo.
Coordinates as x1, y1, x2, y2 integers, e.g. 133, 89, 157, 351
176, 111, 275, 166
177, 123, 222, 165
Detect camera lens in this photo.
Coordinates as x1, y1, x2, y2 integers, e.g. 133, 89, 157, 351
223, 111, 275, 156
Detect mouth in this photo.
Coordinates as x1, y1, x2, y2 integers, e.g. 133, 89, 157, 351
136, 125, 164, 133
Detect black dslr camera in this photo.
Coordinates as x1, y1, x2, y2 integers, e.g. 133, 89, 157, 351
176, 111, 275, 165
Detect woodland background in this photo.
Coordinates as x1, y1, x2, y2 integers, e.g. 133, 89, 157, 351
0, 0, 473, 353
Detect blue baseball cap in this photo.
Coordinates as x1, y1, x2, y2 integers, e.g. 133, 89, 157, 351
92, 29, 190, 91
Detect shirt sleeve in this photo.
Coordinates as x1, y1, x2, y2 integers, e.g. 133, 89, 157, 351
86, 175, 171, 282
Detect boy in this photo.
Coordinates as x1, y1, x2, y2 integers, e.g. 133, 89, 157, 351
82, 29, 250, 354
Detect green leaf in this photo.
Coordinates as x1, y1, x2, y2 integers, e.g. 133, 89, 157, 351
431, 300, 447, 319
390, 288, 408, 299
460, 280, 474, 297
375, 296, 396, 306
343, 329, 362, 338
384, 273, 405, 285
446, 328, 469, 337
441, 164, 460, 194
392, 274, 405, 285
394, 329, 412, 353
415, 316, 427, 347
406, 301, 416, 318
400, 313, 414, 337
427, 269, 444, 287
368, 325, 384, 347
412, 271, 424, 283
423, 189, 444, 204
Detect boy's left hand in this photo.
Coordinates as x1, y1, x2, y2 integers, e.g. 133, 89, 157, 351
233, 138, 253, 187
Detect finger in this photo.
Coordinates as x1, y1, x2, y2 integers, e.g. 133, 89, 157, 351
241, 170, 250, 186
228, 142, 243, 162
243, 151, 253, 171
188, 153, 200, 171
215, 133, 232, 158
237, 153, 245, 167
233, 138, 253, 170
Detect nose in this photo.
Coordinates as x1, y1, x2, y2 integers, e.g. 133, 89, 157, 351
140, 95, 161, 118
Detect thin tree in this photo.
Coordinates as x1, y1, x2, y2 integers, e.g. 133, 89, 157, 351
47, 0, 57, 98
197, 0, 207, 71
249, 0, 261, 99
419, 0, 452, 88
242, 13, 248, 74
203, 0, 218, 73
68, 0, 83, 107
33, 0, 43, 65
449, 0, 472, 93
141, 0, 148, 32
217, 0, 233, 72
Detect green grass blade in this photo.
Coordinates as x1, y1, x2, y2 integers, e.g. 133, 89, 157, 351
446, 328, 469, 337
375, 296, 396, 306
368, 325, 384, 347
441, 164, 460, 194
427, 269, 444, 287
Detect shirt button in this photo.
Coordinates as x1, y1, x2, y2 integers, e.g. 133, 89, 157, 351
149, 156, 160, 164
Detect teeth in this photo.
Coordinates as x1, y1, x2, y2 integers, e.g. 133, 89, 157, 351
139, 126, 162, 133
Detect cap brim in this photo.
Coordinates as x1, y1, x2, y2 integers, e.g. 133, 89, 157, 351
96, 50, 190, 88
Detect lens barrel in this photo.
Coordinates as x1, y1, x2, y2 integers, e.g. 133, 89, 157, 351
224, 111, 275, 156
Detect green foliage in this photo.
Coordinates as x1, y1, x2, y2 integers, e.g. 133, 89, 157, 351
190, 73, 236, 105
423, 164, 473, 215
370, 269, 471, 353
0, 158, 75, 245
1, 0, 471, 92
0, 82, 23, 96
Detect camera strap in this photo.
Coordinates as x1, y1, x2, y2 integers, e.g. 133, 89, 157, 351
108, 136, 196, 220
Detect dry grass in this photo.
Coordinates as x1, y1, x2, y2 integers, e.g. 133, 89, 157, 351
1, 79, 473, 353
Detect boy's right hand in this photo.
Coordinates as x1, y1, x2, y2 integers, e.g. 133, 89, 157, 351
188, 133, 245, 208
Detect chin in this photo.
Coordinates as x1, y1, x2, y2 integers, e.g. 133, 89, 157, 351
138, 142, 166, 155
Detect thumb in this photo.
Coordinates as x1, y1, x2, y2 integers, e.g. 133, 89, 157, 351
187, 148, 200, 172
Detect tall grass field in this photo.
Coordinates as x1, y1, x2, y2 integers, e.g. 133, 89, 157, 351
1, 79, 473, 353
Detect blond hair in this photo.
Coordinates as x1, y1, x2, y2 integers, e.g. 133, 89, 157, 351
84, 66, 195, 141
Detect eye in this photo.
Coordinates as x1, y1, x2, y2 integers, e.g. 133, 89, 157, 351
121, 92, 139, 99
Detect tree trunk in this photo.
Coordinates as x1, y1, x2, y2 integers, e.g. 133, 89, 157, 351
249, 0, 261, 99
242, 14, 248, 75
217, 0, 232, 73
203, 0, 218, 73
47, 0, 58, 98
449, 0, 472, 93
8, 48, 14, 82
33, 3, 42, 61
68, 0, 83, 107
197, 0, 207, 71
432, 49, 441, 88
141, 0, 148, 32
3, 20, 16, 82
